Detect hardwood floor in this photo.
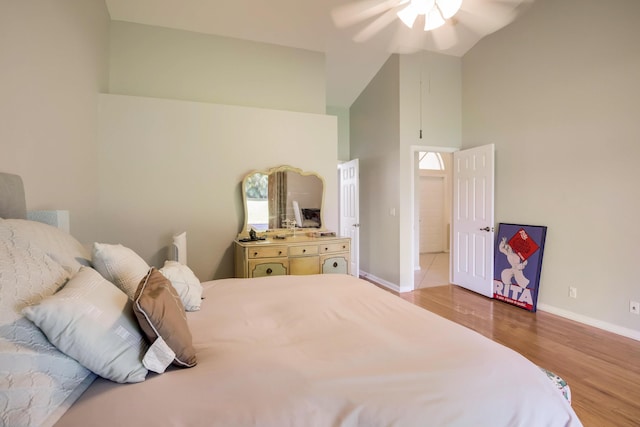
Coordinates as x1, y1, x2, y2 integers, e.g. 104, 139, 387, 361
391, 284, 640, 427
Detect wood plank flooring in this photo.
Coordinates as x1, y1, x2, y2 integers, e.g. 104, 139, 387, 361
389, 284, 640, 427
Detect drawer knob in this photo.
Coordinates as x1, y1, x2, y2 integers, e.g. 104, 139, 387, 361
325, 247, 328, 251
266, 268, 273, 275
303, 249, 306, 253
278, 251, 282, 255
333, 262, 338, 268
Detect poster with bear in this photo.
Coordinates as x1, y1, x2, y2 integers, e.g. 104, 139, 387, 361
493, 223, 547, 312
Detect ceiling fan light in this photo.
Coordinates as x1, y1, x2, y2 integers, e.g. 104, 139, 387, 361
397, 4, 419, 28
398, 0, 460, 31
435, 0, 463, 19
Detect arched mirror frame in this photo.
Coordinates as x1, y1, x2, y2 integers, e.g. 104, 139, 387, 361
239, 165, 326, 238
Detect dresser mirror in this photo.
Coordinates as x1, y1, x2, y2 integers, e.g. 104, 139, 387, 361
240, 165, 325, 237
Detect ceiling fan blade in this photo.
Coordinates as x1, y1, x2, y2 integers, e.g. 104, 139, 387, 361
352, 6, 402, 42
396, 3, 419, 28
332, 0, 532, 51
331, 0, 407, 28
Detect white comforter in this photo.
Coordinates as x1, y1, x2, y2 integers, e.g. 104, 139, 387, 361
56, 274, 582, 427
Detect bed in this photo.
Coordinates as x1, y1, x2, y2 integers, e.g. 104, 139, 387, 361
0, 172, 582, 427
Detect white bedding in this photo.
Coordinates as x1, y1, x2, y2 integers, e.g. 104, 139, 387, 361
55, 274, 582, 427
0, 219, 96, 427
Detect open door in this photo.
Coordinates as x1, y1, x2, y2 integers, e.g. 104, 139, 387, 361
339, 159, 359, 277
451, 144, 495, 297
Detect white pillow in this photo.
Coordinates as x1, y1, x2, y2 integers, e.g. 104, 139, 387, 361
159, 260, 203, 311
92, 242, 150, 299
23, 266, 149, 384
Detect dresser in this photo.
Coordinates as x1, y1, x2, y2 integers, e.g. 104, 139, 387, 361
234, 235, 350, 278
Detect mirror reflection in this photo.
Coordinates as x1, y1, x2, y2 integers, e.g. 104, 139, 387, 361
242, 166, 324, 235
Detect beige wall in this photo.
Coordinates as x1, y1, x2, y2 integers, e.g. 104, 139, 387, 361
0, 0, 110, 242
351, 51, 461, 290
110, 21, 326, 114
353, 0, 640, 337
399, 51, 461, 290
327, 106, 350, 162
105, 23, 337, 280
351, 55, 401, 285
463, 0, 640, 336
399, 52, 462, 148
97, 94, 338, 280
1, 4, 338, 282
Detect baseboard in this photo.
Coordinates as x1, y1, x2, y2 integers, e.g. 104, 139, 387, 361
359, 271, 412, 293
537, 303, 640, 342
358, 272, 640, 342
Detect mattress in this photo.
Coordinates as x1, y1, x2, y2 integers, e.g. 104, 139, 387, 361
55, 274, 582, 427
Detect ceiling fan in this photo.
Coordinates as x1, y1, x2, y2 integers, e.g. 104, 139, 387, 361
331, 0, 531, 52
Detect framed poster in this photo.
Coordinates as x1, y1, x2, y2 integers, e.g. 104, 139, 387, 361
493, 223, 547, 312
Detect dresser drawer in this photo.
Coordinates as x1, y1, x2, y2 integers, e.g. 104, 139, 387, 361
234, 237, 350, 278
248, 246, 287, 259
320, 242, 350, 254
289, 245, 319, 257
289, 256, 319, 275
248, 259, 288, 277
320, 254, 349, 274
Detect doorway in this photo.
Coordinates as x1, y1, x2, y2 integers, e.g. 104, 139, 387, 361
408, 144, 495, 293
419, 175, 445, 253
338, 159, 359, 277
413, 149, 453, 289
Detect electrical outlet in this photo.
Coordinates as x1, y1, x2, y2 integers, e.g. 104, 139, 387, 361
569, 286, 577, 299
630, 301, 640, 315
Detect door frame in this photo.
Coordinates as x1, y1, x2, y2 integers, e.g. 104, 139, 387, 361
409, 145, 458, 290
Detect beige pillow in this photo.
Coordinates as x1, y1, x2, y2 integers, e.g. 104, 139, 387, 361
159, 260, 203, 311
23, 266, 149, 383
92, 242, 150, 299
133, 268, 197, 373
3, 218, 91, 274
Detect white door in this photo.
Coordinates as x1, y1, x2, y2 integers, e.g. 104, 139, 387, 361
419, 175, 445, 253
339, 159, 359, 277
451, 144, 495, 297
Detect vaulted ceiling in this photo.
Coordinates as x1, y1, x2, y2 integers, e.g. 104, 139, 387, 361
105, 0, 531, 108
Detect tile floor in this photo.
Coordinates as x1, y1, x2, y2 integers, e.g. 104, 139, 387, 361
414, 252, 450, 289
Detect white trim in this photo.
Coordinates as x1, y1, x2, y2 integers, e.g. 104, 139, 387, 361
360, 271, 411, 293
538, 303, 640, 342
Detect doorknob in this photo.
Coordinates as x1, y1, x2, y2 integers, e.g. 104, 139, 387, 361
352, 223, 360, 227
479, 226, 493, 232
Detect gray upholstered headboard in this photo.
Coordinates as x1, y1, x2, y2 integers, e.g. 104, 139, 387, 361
0, 172, 27, 219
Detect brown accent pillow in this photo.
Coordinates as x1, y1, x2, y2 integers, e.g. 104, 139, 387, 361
133, 268, 197, 369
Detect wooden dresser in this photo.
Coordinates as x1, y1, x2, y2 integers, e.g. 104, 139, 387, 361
234, 235, 350, 278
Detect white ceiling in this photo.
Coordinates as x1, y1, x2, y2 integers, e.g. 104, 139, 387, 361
105, 0, 531, 108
